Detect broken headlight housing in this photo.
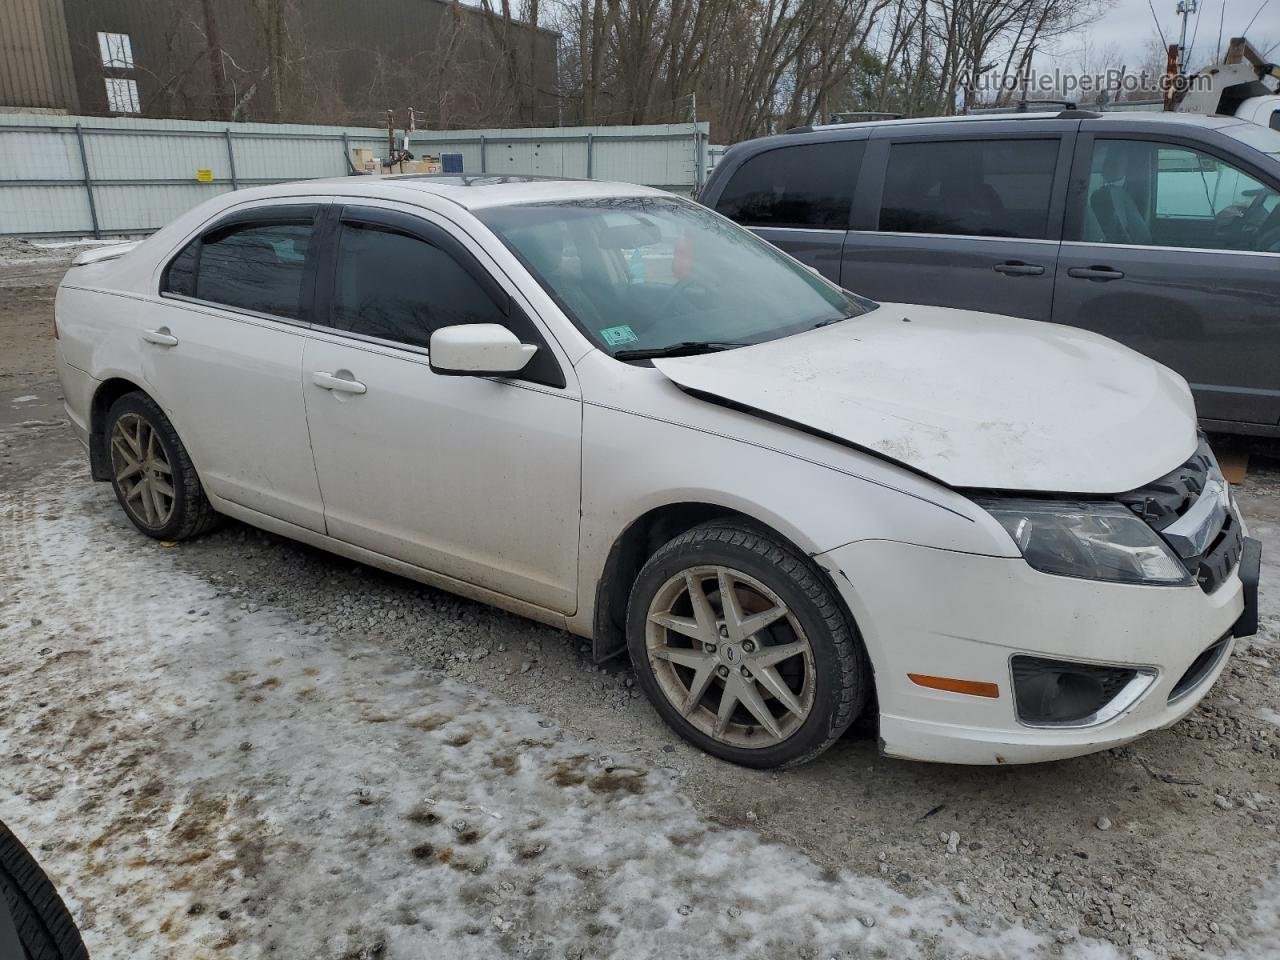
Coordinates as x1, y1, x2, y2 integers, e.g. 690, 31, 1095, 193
977, 498, 1192, 586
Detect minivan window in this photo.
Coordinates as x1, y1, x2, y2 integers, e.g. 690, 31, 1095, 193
331, 222, 507, 349
1082, 139, 1280, 252
187, 222, 313, 319
713, 141, 861, 229
879, 139, 1060, 239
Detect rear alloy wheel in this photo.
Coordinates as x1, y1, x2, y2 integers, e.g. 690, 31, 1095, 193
628, 521, 869, 768
110, 411, 175, 529
105, 392, 219, 541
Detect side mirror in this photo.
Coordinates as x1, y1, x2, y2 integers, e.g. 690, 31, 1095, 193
429, 324, 537, 377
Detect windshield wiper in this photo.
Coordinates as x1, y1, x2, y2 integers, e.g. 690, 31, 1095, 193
613, 341, 748, 362
811, 314, 854, 330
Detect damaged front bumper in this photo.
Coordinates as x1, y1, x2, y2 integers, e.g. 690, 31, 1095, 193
816, 534, 1258, 766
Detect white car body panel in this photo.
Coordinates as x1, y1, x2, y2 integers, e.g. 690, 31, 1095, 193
53, 175, 1250, 766
301, 330, 582, 613
654, 303, 1199, 494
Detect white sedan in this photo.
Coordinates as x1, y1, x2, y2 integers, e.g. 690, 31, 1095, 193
54, 175, 1260, 767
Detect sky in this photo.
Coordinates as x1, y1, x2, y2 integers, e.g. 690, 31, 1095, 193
1047, 0, 1280, 73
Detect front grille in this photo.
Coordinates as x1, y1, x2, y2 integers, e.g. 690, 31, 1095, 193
1114, 440, 1214, 532
1116, 437, 1240, 593
1196, 509, 1245, 594
1168, 635, 1231, 703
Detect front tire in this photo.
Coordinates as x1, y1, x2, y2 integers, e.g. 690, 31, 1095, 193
627, 520, 869, 768
105, 392, 219, 541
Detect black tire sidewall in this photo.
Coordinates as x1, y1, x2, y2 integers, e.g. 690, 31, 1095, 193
627, 526, 862, 768
106, 393, 198, 541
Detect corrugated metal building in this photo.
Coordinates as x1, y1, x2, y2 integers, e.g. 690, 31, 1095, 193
2, 0, 557, 127
0, 0, 80, 112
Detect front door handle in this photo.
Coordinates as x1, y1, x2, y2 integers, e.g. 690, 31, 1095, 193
1067, 266, 1125, 281
311, 371, 367, 395
142, 327, 179, 347
993, 261, 1045, 276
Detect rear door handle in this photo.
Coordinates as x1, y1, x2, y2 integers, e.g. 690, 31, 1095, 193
311, 371, 367, 395
1067, 266, 1125, 281
142, 327, 179, 347
993, 261, 1045, 276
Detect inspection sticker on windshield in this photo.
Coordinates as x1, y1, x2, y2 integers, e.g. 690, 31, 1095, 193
600, 325, 639, 347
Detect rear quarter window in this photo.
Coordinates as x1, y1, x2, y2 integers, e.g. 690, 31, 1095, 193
713, 141, 862, 230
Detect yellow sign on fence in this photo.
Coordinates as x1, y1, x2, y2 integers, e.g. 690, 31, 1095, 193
195, 169, 213, 183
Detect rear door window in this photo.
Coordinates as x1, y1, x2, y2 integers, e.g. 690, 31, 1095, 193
713, 141, 862, 229
163, 219, 315, 319
879, 138, 1060, 239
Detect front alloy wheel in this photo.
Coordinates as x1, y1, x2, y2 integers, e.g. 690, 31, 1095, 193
646, 566, 816, 748
628, 520, 869, 768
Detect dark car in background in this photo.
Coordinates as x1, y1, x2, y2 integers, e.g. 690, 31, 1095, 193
701, 111, 1280, 435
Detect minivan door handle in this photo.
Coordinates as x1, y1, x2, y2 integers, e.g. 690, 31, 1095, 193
311, 371, 367, 395
1067, 266, 1125, 281
142, 327, 179, 347
993, 261, 1045, 276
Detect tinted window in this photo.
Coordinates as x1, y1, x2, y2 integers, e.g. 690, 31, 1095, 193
880, 139, 1059, 239
713, 141, 860, 229
162, 239, 197, 297
194, 222, 312, 318
331, 223, 507, 349
1083, 139, 1280, 252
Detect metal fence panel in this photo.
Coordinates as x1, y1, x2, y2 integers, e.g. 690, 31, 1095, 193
0, 113, 711, 237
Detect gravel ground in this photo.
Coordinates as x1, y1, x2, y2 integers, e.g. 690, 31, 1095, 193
2, 240, 1279, 958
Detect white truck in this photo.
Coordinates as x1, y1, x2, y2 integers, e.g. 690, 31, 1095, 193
1177, 37, 1280, 130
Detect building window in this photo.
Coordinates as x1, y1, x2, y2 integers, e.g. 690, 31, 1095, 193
97, 32, 134, 69
104, 78, 141, 113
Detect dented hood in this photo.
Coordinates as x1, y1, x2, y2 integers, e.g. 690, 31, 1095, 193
653, 303, 1198, 494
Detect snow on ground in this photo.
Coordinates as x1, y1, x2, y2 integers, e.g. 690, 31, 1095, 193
0, 465, 1126, 960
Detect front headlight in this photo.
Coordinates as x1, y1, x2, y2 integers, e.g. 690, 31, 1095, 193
977, 498, 1193, 586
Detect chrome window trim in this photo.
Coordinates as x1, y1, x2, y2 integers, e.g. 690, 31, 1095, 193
749, 226, 848, 235
847, 229, 1060, 245
1062, 239, 1280, 258
159, 292, 312, 330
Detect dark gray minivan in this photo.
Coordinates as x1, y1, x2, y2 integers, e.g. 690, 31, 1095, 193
701, 111, 1280, 434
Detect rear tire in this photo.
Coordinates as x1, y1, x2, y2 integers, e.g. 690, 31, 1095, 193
105, 392, 219, 541
627, 520, 869, 768
0, 820, 89, 960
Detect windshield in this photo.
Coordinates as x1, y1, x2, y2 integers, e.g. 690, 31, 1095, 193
477, 197, 873, 356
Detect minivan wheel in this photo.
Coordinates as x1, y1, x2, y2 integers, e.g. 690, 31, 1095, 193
627, 520, 869, 768
106, 392, 219, 541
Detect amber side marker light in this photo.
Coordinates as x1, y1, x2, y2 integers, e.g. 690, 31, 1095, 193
908, 674, 1000, 698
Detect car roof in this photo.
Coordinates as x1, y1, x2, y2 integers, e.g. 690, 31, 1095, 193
251, 174, 671, 211
725, 110, 1253, 157
799, 110, 1248, 134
